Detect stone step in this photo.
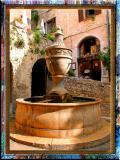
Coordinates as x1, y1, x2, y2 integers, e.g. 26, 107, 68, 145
10, 120, 110, 151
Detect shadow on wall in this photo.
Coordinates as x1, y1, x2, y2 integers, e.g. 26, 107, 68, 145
31, 58, 48, 97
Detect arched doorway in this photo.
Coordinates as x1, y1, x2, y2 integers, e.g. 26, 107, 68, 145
78, 36, 101, 81
31, 58, 48, 97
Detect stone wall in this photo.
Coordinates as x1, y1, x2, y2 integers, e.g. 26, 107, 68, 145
64, 77, 110, 118
10, 23, 43, 115
10, 51, 42, 114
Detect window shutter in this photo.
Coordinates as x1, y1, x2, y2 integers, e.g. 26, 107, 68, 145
78, 10, 84, 22
85, 10, 89, 18
95, 10, 101, 15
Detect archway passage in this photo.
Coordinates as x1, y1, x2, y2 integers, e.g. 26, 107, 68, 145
31, 58, 48, 97
78, 36, 101, 81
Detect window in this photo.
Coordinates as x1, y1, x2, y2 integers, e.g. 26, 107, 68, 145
85, 9, 101, 18
78, 9, 101, 22
86, 10, 95, 17
45, 18, 56, 33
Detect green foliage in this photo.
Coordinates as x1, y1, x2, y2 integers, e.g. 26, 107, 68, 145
34, 47, 40, 54
31, 24, 57, 57
14, 37, 25, 49
29, 48, 33, 53
33, 29, 41, 44
40, 49, 45, 56
68, 68, 75, 77
45, 32, 55, 41
29, 23, 56, 57
31, 10, 39, 25
98, 47, 110, 70
51, 25, 58, 33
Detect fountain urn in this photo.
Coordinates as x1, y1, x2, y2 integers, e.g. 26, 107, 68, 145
45, 26, 72, 96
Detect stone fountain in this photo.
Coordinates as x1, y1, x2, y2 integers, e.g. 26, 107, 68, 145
10, 27, 110, 150
45, 26, 72, 98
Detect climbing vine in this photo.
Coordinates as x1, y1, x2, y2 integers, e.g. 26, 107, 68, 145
10, 12, 56, 57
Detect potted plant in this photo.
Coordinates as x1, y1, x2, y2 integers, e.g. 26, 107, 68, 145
68, 68, 75, 77
33, 29, 41, 44
98, 47, 110, 81
98, 47, 110, 70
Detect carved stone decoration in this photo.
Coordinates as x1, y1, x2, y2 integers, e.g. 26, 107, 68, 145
45, 26, 72, 95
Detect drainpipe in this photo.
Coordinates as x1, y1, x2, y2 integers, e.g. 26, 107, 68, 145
106, 10, 110, 48
101, 10, 110, 82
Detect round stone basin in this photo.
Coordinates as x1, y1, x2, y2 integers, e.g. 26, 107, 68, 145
15, 97, 102, 138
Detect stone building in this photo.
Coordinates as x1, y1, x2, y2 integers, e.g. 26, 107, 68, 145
10, 9, 52, 114
10, 9, 111, 117
38, 8, 111, 82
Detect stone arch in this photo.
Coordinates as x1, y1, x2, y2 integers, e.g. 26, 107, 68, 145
77, 36, 101, 81
78, 36, 100, 58
11, 53, 42, 99
31, 58, 48, 97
